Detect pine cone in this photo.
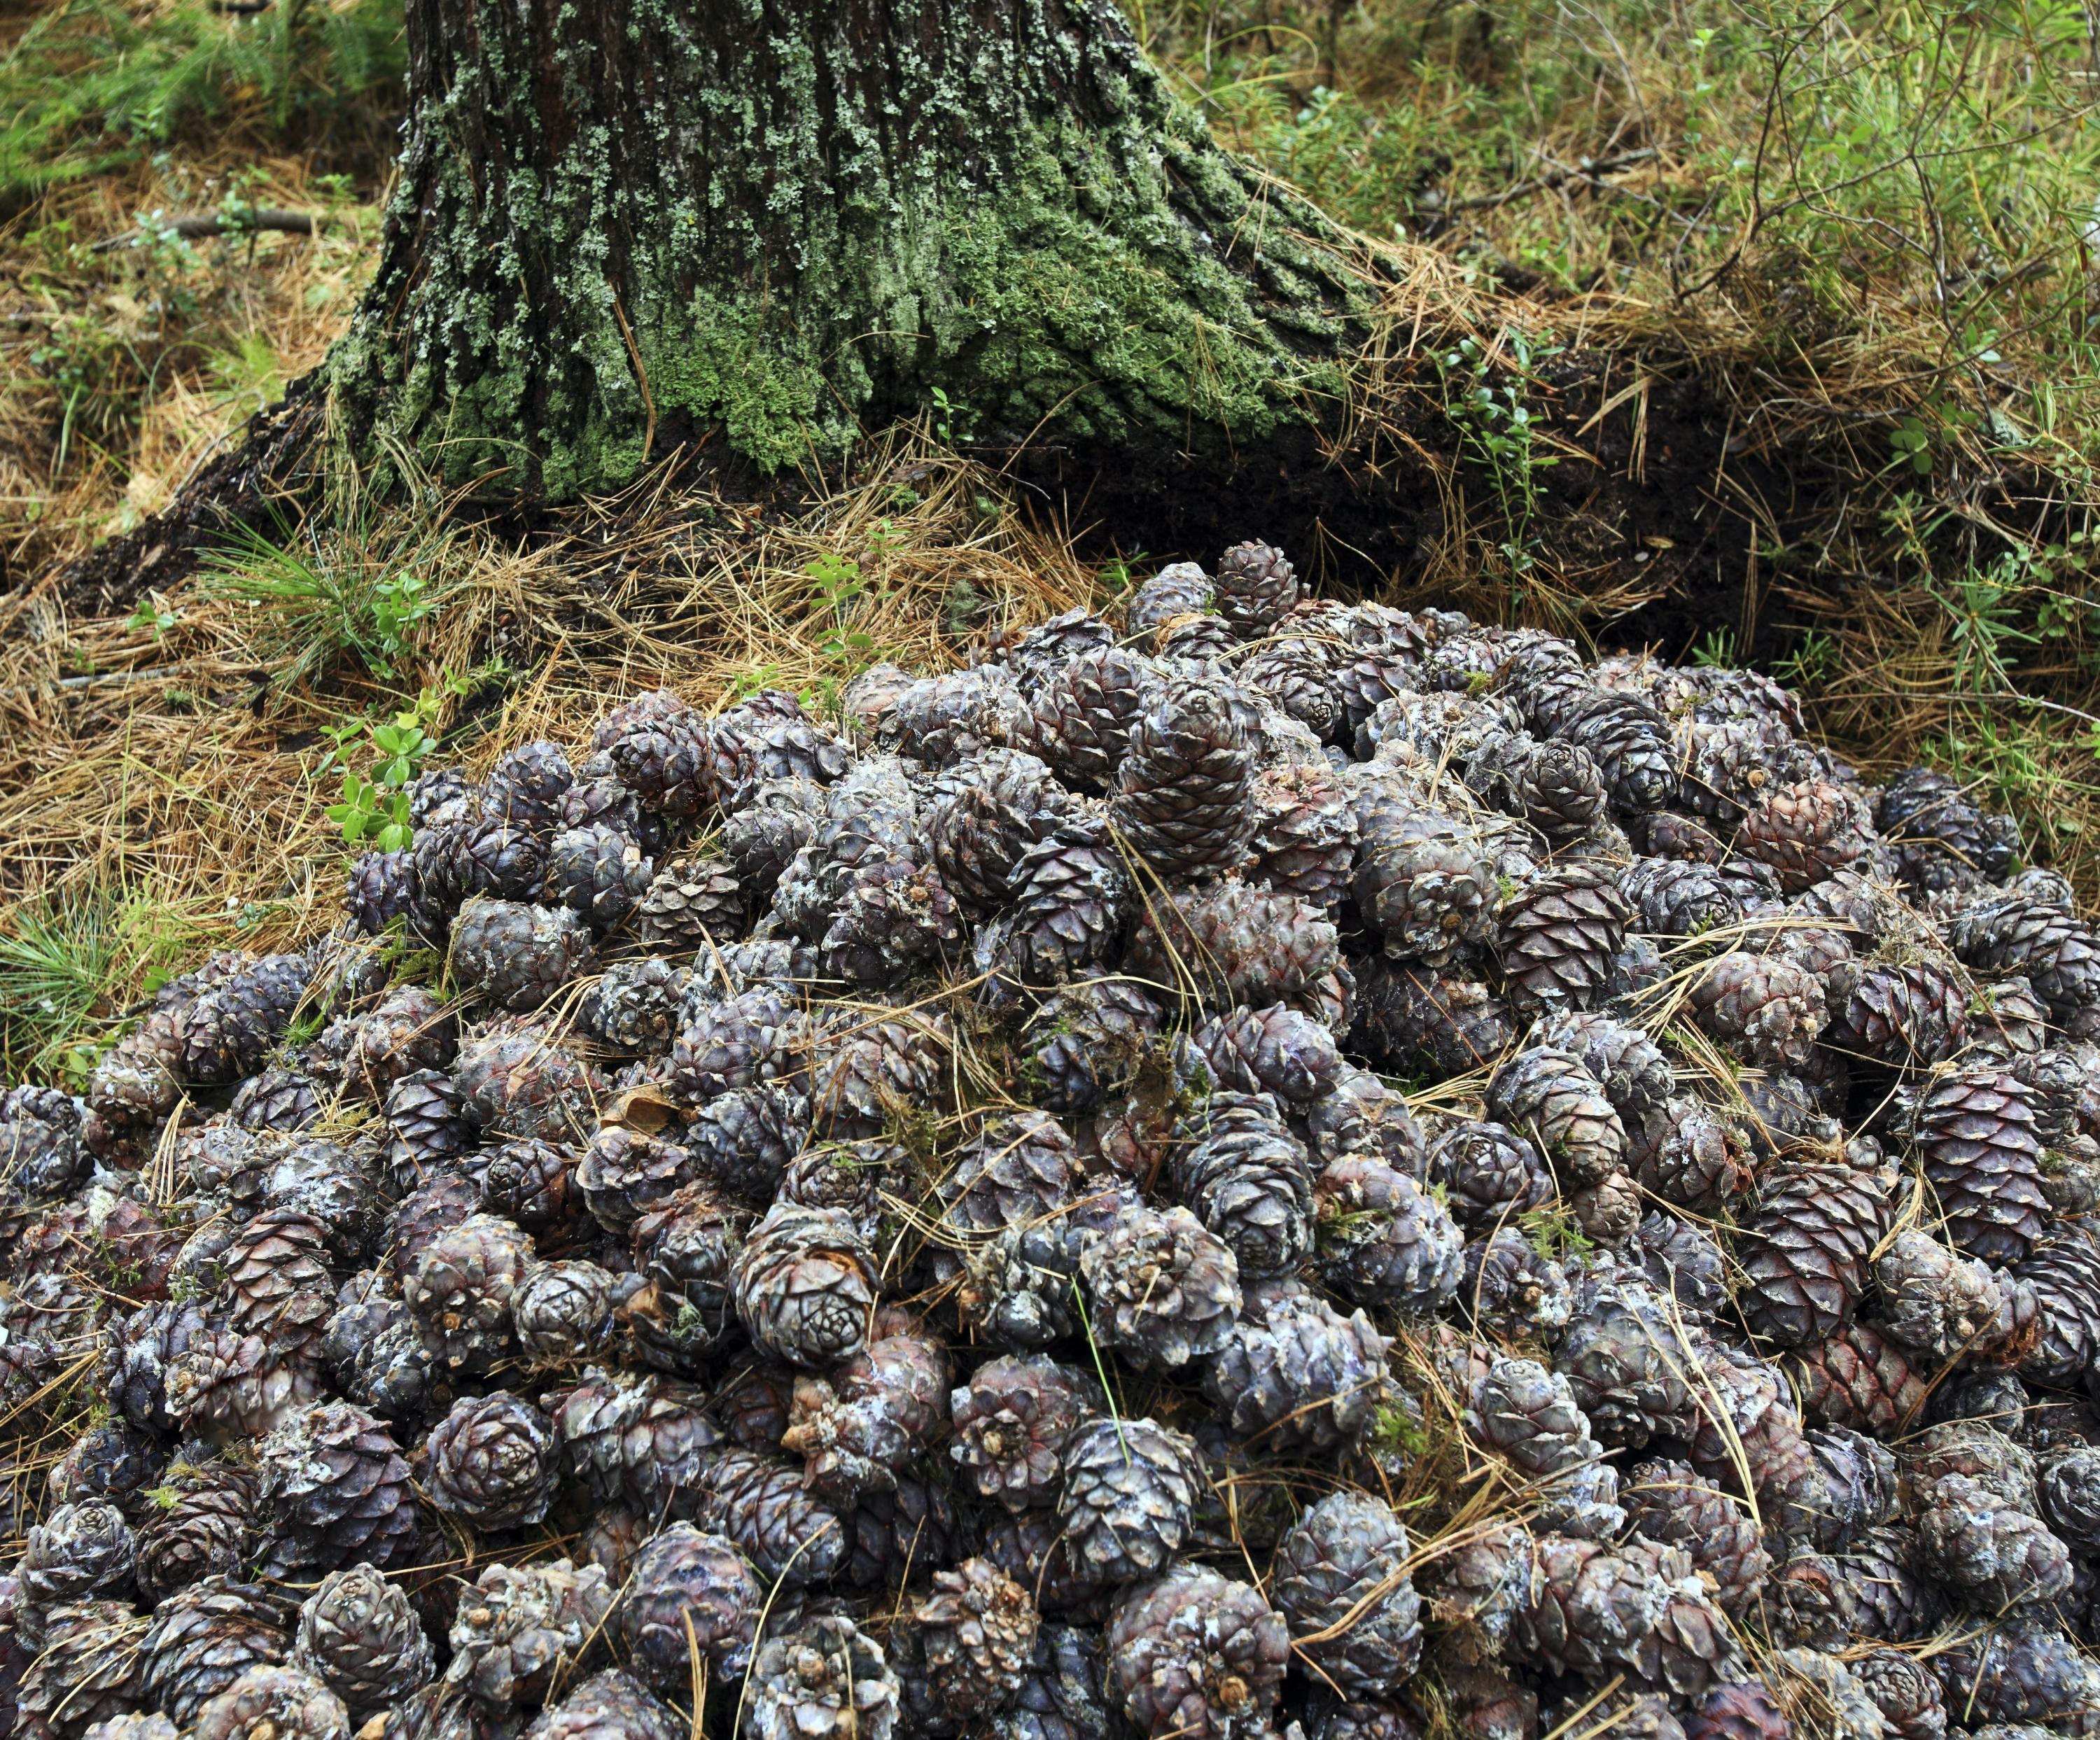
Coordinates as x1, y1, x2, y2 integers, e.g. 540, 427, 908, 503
1127, 561, 1214, 634
745, 1615, 899, 1740
22, 1600, 153, 1739
1201, 1286, 1391, 1453
732, 1202, 877, 1368
132, 1460, 258, 1604
1933, 1622, 2100, 1732
255, 1401, 417, 1578
1877, 767, 2013, 890
685, 1086, 808, 1205
524, 1671, 684, 1740
1111, 676, 1256, 881
808, 1012, 951, 1139
1017, 645, 1156, 791
1908, 1067, 2049, 1264
346, 848, 415, 933
950, 1355, 1098, 1513
449, 897, 597, 1011
1461, 1226, 1574, 1338
1559, 691, 1679, 812
1497, 865, 1630, 1013
1791, 1319, 1926, 1436
926, 749, 1078, 908
1170, 1092, 1315, 1279
1915, 1471, 2072, 1611
1555, 1274, 1700, 1449
913, 1558, 1040, 1722
141, 1577, 300, 1729
1514, 1534, 1733, 1697
1628, 1100, 1755, 1212
693, 1447, 847, 1585
1735, 1156, 1891, 1346
1078, 1201, 1240, 1369
545, 824, 653, 928
1849, 1648, 1945, 1740
1828, 957, 1972, 1073
2038, 1445, 2100, 1555
2010, 1226, 2100, 1387
578, 960, 690, 1055
1737, 779, 1872, 892
167, 1321, 326, 1444
191, 1662, 349, 1740
444, 1559, 613, 1708
1622, 857, 1744, 938
611, 1523, 763, 1691
1487, 1047, 1627, 1186
636, 855, 746, 949
1310, 1154, 1463, 1312
1305, 1065, 1429, 1173
1467, 1358, 1625, 1539
1058, 1417, 1201, 1585
1107, 1564, 1289, 1740
1351, 792, 1498, 965
1949, 896, 2100, 1024
1874, 1228, 2018, 1363
1126, 878, 1340, 1016
1621, 1460, 1771, 1619
1191, 1004, 1341, 1106
18, 1500, 136, 1618
1020, 978, 1164, 1114
1905, 1418, 2038, 1508
291, 1562, 435, 1722
542, 1367, 720, 1522
1842, 1523, 1946, 1642
1634, 1211, 1730, 1314
1687, 952, 1826, 1069
1213, 540, 1299, 635
426, 1390, 559, 1529
403, 1212, 536, 1373
822, 860, 966, 984
217, 1206, 335, 1338
1352, 960, 1515, 1075
381, 1070, 470, 1176
781, 1324, 951, 1501
1247, 762, 1359, 906
776, 1140, 894, 1243
1269, 1492, 1420, 1700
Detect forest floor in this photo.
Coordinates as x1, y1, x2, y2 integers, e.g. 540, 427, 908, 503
5, 0, 2100, 1087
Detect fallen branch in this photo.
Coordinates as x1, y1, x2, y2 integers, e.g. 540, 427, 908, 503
1445, 147, 1662, 213
94, 210, 318, 253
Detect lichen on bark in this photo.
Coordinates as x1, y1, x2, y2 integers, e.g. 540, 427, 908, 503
326, 0, 1371, 499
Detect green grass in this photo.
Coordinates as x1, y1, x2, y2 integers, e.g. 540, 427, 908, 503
198, 503, 456, 692
0, 888, 191, 1081
1152, 1, 2100, 463
0, 0, 405, 206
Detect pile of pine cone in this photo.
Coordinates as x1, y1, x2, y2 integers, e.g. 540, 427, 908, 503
6, 542, 2100, 1740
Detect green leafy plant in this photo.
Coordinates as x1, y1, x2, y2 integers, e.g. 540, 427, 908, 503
318, 684, 454, 850
804, 551, 893, 672
1438, 328, 1565, 584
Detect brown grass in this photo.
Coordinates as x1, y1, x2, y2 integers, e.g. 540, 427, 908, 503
0, 147, 385, 580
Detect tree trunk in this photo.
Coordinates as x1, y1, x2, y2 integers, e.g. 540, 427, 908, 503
327, 0, 1371, 500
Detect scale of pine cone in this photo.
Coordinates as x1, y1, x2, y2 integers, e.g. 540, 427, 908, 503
6, 541, 2099, 1740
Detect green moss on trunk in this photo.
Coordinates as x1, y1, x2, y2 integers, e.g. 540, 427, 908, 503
328, 0, 1368, 500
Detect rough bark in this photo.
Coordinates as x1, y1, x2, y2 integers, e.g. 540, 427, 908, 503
327, 0, 1369, 500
